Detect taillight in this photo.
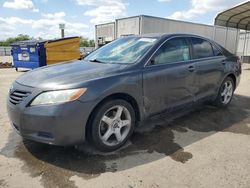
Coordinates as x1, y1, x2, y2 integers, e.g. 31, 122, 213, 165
236, 56, 242, 65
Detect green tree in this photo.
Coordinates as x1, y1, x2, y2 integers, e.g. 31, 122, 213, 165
80, 37, 95, 47
0, 34, 31, 46
89, 40, 95, 47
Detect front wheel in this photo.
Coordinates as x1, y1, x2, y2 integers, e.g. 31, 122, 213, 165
213, 77, 235, 107
90, 99, 135, 152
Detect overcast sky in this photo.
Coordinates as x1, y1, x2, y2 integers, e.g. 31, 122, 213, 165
0, 0, 247, 40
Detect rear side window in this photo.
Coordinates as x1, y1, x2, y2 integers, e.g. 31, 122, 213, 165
212, 45, 223, 56
153, 37, 190, 65
191, 38, 214, 59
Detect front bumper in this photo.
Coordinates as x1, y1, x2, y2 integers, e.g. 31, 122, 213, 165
7, 83, 95, 146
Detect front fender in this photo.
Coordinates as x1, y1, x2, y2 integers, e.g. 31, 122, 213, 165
77, 71, 145, 120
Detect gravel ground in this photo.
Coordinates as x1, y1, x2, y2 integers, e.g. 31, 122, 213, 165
0, 65, 250, 188
0, 56, 13, 63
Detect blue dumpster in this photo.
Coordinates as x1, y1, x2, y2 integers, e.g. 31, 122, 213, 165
11, 37, 80, 71
11, 40, 46, 71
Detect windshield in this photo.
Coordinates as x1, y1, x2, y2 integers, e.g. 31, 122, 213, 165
84, 37, 157, 64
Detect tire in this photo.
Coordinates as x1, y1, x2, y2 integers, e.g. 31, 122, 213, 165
213, 77, 235, 107
90, 99, 135, 152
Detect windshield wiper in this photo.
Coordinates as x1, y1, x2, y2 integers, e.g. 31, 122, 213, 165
89, 59, 105, 63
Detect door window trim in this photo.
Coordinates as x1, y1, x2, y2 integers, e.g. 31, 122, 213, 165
188, 36, 225, 61
211, 43, 223, 57
144, 35, 226, 68
144, 36, 192, 67
190, 37, 215, 60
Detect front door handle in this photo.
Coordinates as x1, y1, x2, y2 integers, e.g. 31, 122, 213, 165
188, 65, 195, 72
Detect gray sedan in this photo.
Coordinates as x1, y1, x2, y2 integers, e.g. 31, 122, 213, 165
7, 34, 241, 151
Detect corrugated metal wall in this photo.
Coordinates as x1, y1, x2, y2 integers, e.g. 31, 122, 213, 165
141, 16, 214, 39
141, 16, 239, 53
225, 28, 239, 53
213, 26, 239, 53
96, 22, 115, 42
213, 27, 227, 46
95, 15, 239, 53
237, 32, 250, 57
116, 17, 140, 37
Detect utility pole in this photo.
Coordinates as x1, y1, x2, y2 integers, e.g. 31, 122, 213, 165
59, 24, 65, 38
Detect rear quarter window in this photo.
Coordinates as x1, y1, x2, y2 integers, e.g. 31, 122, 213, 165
212, 45, 223, 56
216, 44, 234, 57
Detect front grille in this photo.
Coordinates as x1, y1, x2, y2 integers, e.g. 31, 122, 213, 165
9, 90, 30, 105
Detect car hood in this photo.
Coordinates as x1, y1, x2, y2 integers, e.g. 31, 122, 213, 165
16, 60, 127, 89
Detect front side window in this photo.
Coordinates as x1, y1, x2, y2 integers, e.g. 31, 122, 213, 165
84, 37, 157, 64
152, 38, 190, 65
191, 38, 214, 59
212, 45, 223, 56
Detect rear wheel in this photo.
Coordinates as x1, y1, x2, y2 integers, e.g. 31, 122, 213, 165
90, 99, 135, 152
213, 77, 235, 107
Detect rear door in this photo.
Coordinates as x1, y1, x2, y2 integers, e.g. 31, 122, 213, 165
142, 37, 196, 116
190, 37, 225, 101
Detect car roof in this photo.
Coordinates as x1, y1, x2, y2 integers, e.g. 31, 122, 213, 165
132, 33, 212, 39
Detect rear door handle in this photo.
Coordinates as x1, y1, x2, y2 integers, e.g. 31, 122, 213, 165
188, 65, 195, 72
221, 60, 226, 65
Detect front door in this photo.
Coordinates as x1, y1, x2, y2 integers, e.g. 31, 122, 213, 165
142, 37, 197, 116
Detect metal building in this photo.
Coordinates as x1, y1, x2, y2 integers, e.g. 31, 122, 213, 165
215, 1, 250, 63
95, 15, 239, 54
95, 22, 115, 47
237, 32, 250, 62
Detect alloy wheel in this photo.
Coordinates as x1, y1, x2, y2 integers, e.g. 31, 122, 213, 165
221, 80, 233, 104
98, 105, 132, 146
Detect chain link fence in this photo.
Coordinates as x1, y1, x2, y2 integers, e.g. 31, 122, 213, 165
0, 47, 11, 56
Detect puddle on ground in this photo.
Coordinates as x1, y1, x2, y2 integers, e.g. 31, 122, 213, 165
131, 125, 193, 163
0, 123, 193, 187
0, 95, 250, 187
0, 179, 6, 187
170, 150, 193, 163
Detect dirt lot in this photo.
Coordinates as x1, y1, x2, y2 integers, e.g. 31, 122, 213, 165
0, 56, 13, 63
0, 65, 250, 188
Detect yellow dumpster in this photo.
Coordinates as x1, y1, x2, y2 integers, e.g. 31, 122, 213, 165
45, 37, 80, 65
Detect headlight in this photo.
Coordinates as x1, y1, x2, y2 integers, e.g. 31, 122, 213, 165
30, 88, 87, 106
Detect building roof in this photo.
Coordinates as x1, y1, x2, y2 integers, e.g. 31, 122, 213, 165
214, 1, 250, 30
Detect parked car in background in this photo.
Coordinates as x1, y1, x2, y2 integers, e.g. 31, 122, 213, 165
7, 34, 241, 151
80, 47, 95, 59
